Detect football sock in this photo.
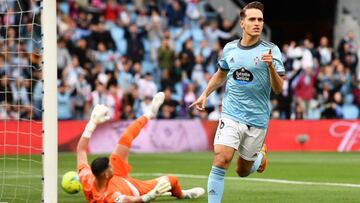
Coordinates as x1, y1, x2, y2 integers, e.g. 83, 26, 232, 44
167, 175, 183, 198
207, 166, 225, 203
118, 116, 148, 148
250, 152, 263, 173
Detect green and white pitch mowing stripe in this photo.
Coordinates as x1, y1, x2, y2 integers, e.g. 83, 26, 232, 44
131, 173, 360, 188
3, 172, 360, 188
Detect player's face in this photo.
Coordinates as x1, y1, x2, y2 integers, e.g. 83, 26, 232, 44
105, 166, 113, 179
240, 8, 264, 37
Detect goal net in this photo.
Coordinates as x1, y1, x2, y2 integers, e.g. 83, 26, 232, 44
0, 0, 57, 202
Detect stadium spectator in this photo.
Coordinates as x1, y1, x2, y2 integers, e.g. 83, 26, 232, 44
338, 31, 357, 60
158, 39, 176, 71
287, 40, 314, 71
137, 72, 157, 100
146, 9, 164, 63
58, 81, 73, 120
105, 80, 122, 120
160, 69, 175, 90
293, 67, 317, 119
10, 78, 32, 119
104, 0, 123, 22
208, 104, 222, 121
215, 6, 239, 48
179, 38, 196, 79
85, 77, 108, 119
341, 94, 359, 119
316, 36, 335, 66
73, 72, 92, 119
57, 38, 72, 78
63, 56, 83, 88
125, 24, 145, 63
89, 21, 117, 51
165, 0, 186, 28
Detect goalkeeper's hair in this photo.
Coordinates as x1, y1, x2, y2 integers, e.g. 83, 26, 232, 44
91, 157, 109, 178
240, 1, 264, 20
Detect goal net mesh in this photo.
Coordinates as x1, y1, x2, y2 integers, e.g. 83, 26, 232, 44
0, 0, 43, 202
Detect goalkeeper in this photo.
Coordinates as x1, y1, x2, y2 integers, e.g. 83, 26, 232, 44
76, 92, 205, 202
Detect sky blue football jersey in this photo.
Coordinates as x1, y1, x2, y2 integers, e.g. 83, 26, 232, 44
218, 39, 285, 128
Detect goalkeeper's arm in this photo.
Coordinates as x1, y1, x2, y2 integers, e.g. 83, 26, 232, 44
77, 104, 110, 166
112, 177, 171, 203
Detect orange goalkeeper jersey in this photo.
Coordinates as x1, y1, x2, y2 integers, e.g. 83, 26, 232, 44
77, 154, 159, 203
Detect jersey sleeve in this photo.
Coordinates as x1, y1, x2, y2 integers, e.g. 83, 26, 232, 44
217, 45, 230, 71
110, 154, 132, 177
272, 45, 285, 76
106, 191, 126, 203
77, 163, 94, 192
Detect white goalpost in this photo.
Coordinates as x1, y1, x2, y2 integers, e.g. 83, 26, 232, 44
0, 0, 57, 202
42, 0, 57, 202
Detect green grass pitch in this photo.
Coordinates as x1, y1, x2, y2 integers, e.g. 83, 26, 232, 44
1, 152, 360, 202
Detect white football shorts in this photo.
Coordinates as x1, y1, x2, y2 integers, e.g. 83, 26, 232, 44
213, 117, 267, 161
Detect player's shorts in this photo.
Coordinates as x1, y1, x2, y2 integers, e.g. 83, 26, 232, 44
213, 117, 267, 161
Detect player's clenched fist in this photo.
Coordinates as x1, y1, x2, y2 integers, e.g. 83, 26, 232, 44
261, 49, 273, 67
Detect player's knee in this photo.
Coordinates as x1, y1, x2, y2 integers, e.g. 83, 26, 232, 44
213, 154, 232, 168
235, 167, 250, 177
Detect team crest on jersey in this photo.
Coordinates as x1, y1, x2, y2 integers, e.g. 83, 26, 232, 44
254, 56, 260, 66
233, 67, 253, 85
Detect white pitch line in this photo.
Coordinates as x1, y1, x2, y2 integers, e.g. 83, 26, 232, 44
130, 173, 360, 188
2, 172, 360, 188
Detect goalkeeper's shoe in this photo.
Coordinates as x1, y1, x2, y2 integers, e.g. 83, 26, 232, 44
182, 187, 205, 199
257, 144, 267, 173
145, 92, 165, 119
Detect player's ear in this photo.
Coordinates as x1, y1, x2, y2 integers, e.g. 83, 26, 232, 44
240, 20, 244, 29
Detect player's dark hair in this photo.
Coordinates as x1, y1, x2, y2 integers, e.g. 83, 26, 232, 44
240, 1, 264, 20
91, 157, 109, 178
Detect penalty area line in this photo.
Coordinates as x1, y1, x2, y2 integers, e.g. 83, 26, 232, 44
130, 172, 360, 188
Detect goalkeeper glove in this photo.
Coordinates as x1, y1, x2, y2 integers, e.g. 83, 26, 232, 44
82, 104, 110, 138
141, 177, 171, 202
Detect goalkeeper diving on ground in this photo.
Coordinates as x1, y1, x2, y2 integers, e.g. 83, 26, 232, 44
74, 92, 205, 202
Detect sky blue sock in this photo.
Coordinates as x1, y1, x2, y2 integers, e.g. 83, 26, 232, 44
208, 166, 226, 203
250, 152, 263, 173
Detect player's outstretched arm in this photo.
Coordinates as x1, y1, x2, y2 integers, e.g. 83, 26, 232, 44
189, 69, 227, 111
77, 104, 110, 166
111, 177, 171, 203
141, 177, 171, 202
113, 195, 144, 203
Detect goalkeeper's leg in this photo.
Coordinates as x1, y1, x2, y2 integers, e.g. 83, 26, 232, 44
167, 176, 205, 199
132, 176, 182, 198
114, 92, 165, 161
137, 175, 204, 199
118, 116, 148, 149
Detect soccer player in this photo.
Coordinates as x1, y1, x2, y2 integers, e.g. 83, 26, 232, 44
77, 92, 205, 202
189, 2, 285, 203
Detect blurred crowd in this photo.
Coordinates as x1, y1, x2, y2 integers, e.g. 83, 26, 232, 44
0, 0, 42, 119
274, 33, 360, 119
0, 0, 359, 120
